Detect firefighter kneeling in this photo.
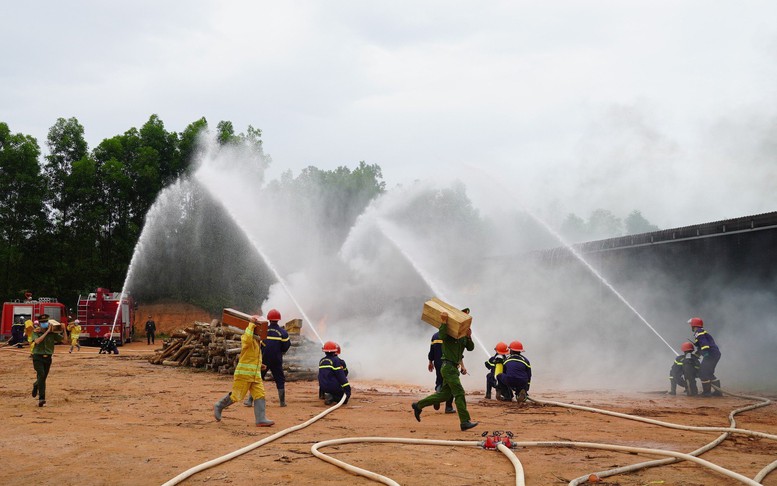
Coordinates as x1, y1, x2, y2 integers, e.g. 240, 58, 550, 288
495, 341, 531, 403
318, 341, 350, 405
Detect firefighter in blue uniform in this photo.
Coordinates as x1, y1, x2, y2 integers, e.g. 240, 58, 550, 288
318, 341, 351, 405
496, 340, 531, 402
484, 342, 509, 399
428, 331, 455, 413
689, 317, 722, 396
669, 341, 700, 396
244, 308, 291, 407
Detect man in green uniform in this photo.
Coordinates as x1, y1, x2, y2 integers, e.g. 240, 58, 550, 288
412, 312, 478, 431
31, 314, 64, 407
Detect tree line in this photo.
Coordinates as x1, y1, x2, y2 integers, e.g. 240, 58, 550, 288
0, 116, 386, 312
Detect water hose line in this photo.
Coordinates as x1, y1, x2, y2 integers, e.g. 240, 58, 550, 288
528, 394, 777, 441
311, 437, 526, 486
161, 394, 347, 486
310, 436, 761, 485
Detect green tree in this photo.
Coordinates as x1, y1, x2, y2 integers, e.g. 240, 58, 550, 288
588, 209, 622, 240
624, 210, 659, 234
179, 117, 208, 170
0, 123, 48, 296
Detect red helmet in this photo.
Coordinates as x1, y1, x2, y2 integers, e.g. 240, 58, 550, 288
494, 342, 509, 354
322, 341, 338, 353
680, 342, 695, 353
509, 340, 524, 352
335, 344, 342, 355
267, 309, 281, 321
688, 317, 704, 328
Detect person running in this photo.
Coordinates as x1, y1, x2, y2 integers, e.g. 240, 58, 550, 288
30, 315, 65, 407
412, 312, 478, 431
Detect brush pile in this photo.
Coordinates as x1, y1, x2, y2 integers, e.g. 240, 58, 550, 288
147, 319, 320, 381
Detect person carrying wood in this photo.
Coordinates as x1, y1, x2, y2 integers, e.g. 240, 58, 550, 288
30, 314, 65, 407
244, 308, 291, 408
214, 316, 274, 427
412, 312, 478, 431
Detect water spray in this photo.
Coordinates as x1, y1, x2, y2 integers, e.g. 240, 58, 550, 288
375, 218, 491, 358
468, 166, 677, 357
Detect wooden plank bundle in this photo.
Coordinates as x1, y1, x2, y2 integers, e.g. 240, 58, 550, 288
148, 318, 321, 381
421, 297, 472, 339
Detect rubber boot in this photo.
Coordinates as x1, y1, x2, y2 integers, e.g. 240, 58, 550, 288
711, 379, 723, 396
254, 398, 275, 427
485, 379, 493, 399
214, 393, 233, 421
669, 381, 677, 395
688, 379, 698, 396
701, 381, 712, 397
243, 395, 254, 407
445, 398, 455, 414
319, 387, 325, 399
279, 388, 287, 407
324, 393, 335, 405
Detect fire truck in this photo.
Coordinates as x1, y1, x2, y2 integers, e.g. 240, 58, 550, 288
1, 293, 69, 340
75, 288, 136, 345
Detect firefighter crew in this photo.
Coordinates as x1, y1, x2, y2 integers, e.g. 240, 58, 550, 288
496, 341, 531, 403
144, 315, 156, 345
484, 342, 509, 399
67, 319, 82, 353
8, 316, 26, 347
428, 330, 455, 413
412, 311, 478, 431
689, 317, 723, 396
318, 341, 351, 405
214, 316, 274, 426
244, 308, 291, 408
669, 341, 700, 396
30, 315, 64, 407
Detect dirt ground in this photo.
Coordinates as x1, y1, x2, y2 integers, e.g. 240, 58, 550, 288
1, 341, 776, 486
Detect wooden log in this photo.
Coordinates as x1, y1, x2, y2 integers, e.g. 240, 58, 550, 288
162, 360, 182, 366
221, 308, 267, 340
421, 297, 472, 339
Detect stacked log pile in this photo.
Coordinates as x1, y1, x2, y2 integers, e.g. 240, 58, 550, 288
148, 319, 320, 381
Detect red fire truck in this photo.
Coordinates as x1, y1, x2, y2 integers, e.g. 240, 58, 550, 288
75, 288, 136, 345
1, 293, 69, 340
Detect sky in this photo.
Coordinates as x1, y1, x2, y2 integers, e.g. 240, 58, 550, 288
2, 1, 776, 229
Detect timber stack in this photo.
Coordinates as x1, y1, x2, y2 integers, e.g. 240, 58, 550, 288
147, 318, 320, 381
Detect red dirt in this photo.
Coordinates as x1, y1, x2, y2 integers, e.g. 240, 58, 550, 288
2, 341, 776, 485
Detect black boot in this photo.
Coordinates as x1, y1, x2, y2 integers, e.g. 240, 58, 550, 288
445, 398, 455, 414
214, 393, 233, 421
711, 380, 723, 396
485, 379, 493, 400
669, 381, 677, 396
319, 387, 325, 399
412, 402, 422, 422
279, 388, 287, 407
701, 382, 712, 397
460, 421, 478, 431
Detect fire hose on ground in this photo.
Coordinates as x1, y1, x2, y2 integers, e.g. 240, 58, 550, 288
162, 386, 775, 485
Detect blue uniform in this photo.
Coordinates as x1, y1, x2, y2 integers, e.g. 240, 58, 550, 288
318, 352, 351, 404
496, 352, 531, 400
428, 332, 444, 391
261, 322, 291, 390
693, 327, 722, 393
669, 352, 700, 395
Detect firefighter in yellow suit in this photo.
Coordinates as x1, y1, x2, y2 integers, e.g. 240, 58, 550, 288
67, 319, 82, 353
213, 316, 274, 427
24, 319, 36, 353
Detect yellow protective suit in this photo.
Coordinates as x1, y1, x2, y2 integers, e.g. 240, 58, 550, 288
229, 322, 266, 403
68, 323, 81, 346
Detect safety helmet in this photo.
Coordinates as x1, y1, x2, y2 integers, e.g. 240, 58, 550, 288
74, 319, 80, 324
267, 309, 281, 321
509, 340, 524, 352
494, 342, 509, 354
322, 341, 338, 353
335, 344, 341, 355
680, 342, 694, 353
688, 317, 704, 328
